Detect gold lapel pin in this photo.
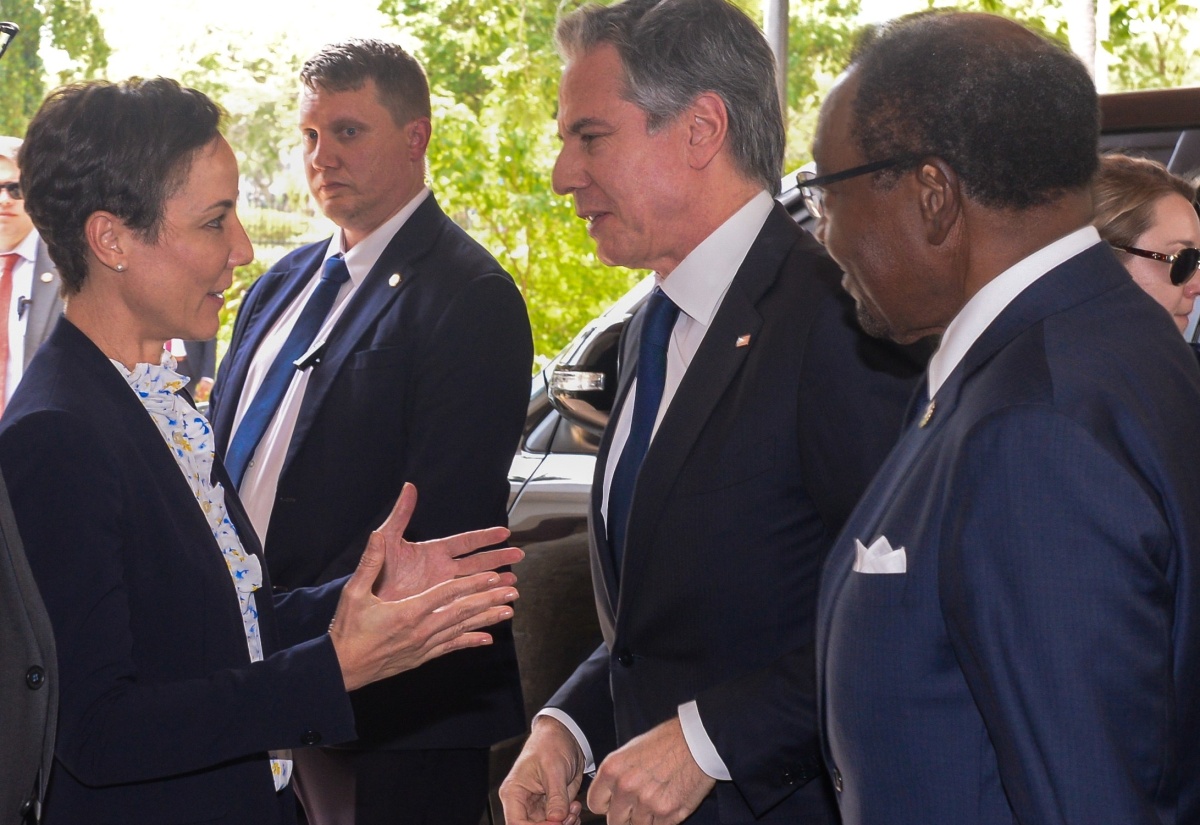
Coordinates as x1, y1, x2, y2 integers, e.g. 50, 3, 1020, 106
736, 334, 751, 348
388, 273, 402, 287
919, 399, 937, 428
39, 272, 53, 283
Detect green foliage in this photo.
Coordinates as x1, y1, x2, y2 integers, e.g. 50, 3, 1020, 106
784, 0, 864, 169
217, 258, 271, 354
0, 0, 109, 136
181, 34, 305, 207
382, 0, 638, 366
1106, 0, 1199, 89
239, 206, 326, 247
44, 0, 110, 83
384, 0, 875, 364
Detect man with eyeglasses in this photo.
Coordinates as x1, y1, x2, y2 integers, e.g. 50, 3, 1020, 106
810, 12, 1200, 824
0, 137, 62, 414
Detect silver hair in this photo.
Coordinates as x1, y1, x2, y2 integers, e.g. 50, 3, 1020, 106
556, 0, 784, 196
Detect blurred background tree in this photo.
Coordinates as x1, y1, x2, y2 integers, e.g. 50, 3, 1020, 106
0, 0, 1198, 365
0, 0, 109, 135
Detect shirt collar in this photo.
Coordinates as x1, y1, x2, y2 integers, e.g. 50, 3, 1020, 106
657, 190, 773, 326
323, 187, 431, 285
3, 227, 38, 261
928, 224, 1100, 397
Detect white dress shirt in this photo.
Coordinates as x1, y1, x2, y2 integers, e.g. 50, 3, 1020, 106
927, 226, 1101, 398
1, 229, 41, 402
229, 188, 431, 542
540, 190, 775, 781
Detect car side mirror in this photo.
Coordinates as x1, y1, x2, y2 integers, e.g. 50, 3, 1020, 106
545, 275, 653, 438
549, 368, 610, 436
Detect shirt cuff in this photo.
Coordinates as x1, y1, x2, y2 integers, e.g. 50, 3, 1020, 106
678, 700, 732, 781
535, 708, 597, 775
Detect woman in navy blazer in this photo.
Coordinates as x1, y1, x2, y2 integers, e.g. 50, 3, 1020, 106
0, 77, 520, 824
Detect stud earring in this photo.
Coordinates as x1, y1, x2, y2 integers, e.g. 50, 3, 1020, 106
115, 264, 126, 272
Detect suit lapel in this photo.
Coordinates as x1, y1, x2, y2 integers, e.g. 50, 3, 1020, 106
615, 205, 793, 610
281, 195, 446, 477
591, 314, 640, 623
816, 240, 1134, 751
24, 240, 59, 363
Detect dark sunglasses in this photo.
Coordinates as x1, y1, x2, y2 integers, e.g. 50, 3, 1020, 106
797, 156, 916, 220
0, 182, 21, 200
1112, 244, 1200, 286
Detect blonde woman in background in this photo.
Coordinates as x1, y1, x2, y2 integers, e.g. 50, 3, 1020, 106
1093, 153, 1200, 333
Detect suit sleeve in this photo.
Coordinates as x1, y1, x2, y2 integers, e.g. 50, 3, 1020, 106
939, 406, 1173, 824
694, 286, 927, 815
0, 409, 356, 787
271, 575, 346, 650
545, 643, 618, 765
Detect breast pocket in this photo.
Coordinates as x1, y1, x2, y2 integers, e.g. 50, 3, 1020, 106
678, 434, 779, 496
347, 345, 406, 372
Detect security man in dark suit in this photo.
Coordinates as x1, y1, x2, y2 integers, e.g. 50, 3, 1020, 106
209, 39, 531, 825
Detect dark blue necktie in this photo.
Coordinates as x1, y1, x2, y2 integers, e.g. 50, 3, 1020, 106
607, 287, 679, 571
224, 255, 351, 487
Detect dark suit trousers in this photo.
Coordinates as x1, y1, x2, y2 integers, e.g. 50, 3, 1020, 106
293, 747, 489, 825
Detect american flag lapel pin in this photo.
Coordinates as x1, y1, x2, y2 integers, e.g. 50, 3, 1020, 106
736, 334, 751, 348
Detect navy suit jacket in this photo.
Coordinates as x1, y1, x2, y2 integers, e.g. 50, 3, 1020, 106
210, 194, 531, 749
0, 318, 357, 824
549, 205, 929, 823
818, 243, 1200, 824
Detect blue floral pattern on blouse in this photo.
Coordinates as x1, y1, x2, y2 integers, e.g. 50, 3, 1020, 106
117, 357, 293, 791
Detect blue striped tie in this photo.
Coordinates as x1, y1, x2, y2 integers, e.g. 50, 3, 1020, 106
224, 255, 351, 487
606, 287, 679, 573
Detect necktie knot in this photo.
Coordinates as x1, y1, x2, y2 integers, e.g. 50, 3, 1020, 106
1, 253, 18, 278
322, 255, 350, 285
643, 287, 679, 352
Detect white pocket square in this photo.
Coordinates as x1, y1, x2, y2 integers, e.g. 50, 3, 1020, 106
853, 535, 907, 574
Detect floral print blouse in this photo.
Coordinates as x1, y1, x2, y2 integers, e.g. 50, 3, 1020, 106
115, 358, 293, 792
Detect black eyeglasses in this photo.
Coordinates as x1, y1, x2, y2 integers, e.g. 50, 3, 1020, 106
1112, 244, 1200, 286
0, 182, 21, 200
797, 156, 914, 219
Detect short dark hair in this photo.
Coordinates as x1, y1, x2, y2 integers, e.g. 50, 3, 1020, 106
847, 11, 1099, 209
19, 77, 222, 294
556, 0, 785, 196
300, 39, 431, 127
1094, 152, 1198, 250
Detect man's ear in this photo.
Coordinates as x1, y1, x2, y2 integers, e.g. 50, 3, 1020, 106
916, 158, 960, 246
84, 212, 128, 272
685, 92, 728, 170
406, 117, 432, 160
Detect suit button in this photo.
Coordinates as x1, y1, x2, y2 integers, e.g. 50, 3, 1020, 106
833, 768, 843, 793
300, 730, 322, 746
25, 666, 45, 690
781, 769, 796, 786
616, 650, 634, 667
